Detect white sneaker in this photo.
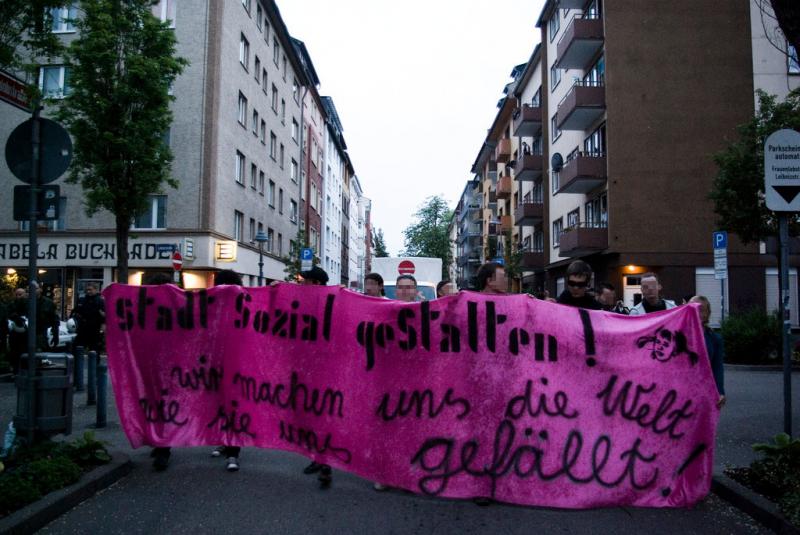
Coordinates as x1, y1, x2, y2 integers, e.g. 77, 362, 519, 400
226, 457, 239, 472
211, 446, 225, 458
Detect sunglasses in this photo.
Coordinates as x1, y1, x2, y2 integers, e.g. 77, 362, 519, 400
567, 280, 588, 288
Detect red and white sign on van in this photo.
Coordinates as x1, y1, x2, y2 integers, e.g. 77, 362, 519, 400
397, 260, 415, 275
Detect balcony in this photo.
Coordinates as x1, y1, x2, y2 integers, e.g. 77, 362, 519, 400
488, 222, 498, 236
488, 190, 497, 204
512, 104, 543, 137
495, 138, 512, 164
497, 176, 513, 199
500, 215, 513, 234
557, 0, 591, 8
519, 249, 545, 269
514, 153, 543, 182
459, 224, 482, 243
556, 81, 606, 131
556, 152, 607, 194
468, 251, 481, 264
515, 200, 544, 227
558, 222, 608, 257
556, 14, 604, 70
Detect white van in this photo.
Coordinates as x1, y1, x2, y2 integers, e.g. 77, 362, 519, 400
371, 257, 442, 300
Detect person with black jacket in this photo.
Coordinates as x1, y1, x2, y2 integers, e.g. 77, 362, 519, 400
72, 282, 105, 353
556, 260, 602, 310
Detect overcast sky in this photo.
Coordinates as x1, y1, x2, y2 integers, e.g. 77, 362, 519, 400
278, 1, 546, 255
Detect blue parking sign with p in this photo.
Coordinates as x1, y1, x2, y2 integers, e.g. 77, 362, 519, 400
300, 248, 313, 261
713, 231, 727, 250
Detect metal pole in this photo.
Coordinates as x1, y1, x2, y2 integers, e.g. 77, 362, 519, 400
720, 279, 725, 323
95, 356, 107, 428
87, 350, 97, 406
779, 214, 792, 437
258, 247, 264, 286
26, 107, 43, 444
73, 345, 85, 391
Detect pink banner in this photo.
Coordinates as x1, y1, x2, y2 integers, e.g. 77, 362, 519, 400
104, 284, 719, 508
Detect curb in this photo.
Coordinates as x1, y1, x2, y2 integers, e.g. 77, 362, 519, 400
0, 449, 132, 534
712, 474, 799, 534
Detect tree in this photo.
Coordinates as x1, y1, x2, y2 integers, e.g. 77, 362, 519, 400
0, 1, 63, 82
710, 89, 800, 244
55, 0, 187, 282
372, 228, 389, 257
282, 228, 308, 281
401, 195, 453, 279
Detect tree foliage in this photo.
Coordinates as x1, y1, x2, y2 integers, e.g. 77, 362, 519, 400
371, 228, 389, 258
55, 0, 187, 282
766, 0, 800, 54
401, 195, 453, 279
710, 89, 800, 244
282, 228, 310, 282
0, 0, 63, 89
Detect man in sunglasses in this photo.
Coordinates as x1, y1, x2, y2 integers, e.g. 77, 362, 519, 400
557, 260, 602, 310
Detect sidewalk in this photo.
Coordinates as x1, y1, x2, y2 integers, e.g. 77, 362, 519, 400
0, 364, 795, 534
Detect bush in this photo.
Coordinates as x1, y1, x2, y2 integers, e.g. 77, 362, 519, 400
720, 308, 781, 364
27, 457, 82, 494
0, 473, 41, 516
726, 433, 800, 527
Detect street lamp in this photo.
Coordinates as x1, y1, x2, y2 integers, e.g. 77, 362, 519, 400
254, 230, 268, 286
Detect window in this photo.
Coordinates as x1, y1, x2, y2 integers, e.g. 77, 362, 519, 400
238, 92, 247, 126
234, 211, 243, 241
291, 159, 298, 182
260, 119, 266, 143
277, 233, 283, 255
281, 98, 286, 123
254, 57, 261, 83
39, 66, 71, 99
271, 84, 278, 112
585, 192, 608, 228
567, 209, 579, 229
548, 10, 560, 42
249, 218, 256, 242
584, 54, 605, 86
264, 19, 270, 41
269, 132, 277, 159
21, 197, 67, 231
552, 218, 563, 248
151, 0, 176, 27
252, 109, 259, 135
134, 195, 167, 229
262, 68, 268, 93
292, 119, 299, 142
292, 78, 299, 102
551, 115, 561, 143
250, 163, 257, 189
256, 4, 263, 30
279, 143, 285, 168
278, 188, 284, 214
258, 170, 265, 194
239, 33, 249, 70
290, 200, 298, 223
282, 55, 287, 80
268, 180, 276, 207
790, 45, 800, 75
50, 5, 77, 33
267, 228, 275, 253
584, 124, 607, 156
551, 168, 560, 194
273, 38, 280, 65
241, 0, 251, 14
550, 64, 561, 90
235, 151, 245, 185
301, 172, 306, 199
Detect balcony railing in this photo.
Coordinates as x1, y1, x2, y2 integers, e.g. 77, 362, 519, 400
556, 80, 606, 131
556, 151, 607, 194
512, 104, 543, 137
500, 215, 513, 234
519, 247, 545, 270
515, 199, 544, 227
514, 152, 543, 182
497, 176, 513, 199
559, 221, 608, 257
495, 138, 513, 164
556, 12, 604, 70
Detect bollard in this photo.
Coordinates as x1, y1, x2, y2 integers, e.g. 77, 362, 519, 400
95, 357, 107, 428
87, 350, 97, 406
73, 346, 85, 392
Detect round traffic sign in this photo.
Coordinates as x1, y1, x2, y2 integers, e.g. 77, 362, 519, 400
5, 118, 72, 184
172, 251, 183, 271
398, 260, 415, 275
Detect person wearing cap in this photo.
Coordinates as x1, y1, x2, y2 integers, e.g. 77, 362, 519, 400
297, 266, 334, 488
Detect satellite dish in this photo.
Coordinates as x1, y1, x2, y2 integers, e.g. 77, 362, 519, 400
551, 153, 563, 172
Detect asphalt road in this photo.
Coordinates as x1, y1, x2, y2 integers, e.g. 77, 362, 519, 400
2, 366, 797, 534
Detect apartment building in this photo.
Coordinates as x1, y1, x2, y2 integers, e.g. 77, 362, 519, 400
348, 176, 369, 289
321, 96, 346, 285
0, 0, 368, 318
454, 179, 483, 289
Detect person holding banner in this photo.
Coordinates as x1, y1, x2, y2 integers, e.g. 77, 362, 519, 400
557, 261, 602, 310
297, 266, 335, 488
364, 273, 386, 298
436, 280, 457, 298
628, 273, 676, 315
689, 296, 726, 408
476, 262, 507, 294
395, 275, 419, 302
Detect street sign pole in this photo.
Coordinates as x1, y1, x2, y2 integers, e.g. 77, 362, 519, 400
764, 129, 800, 437
26, 106, 41, 445
779, 214, 792, 437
